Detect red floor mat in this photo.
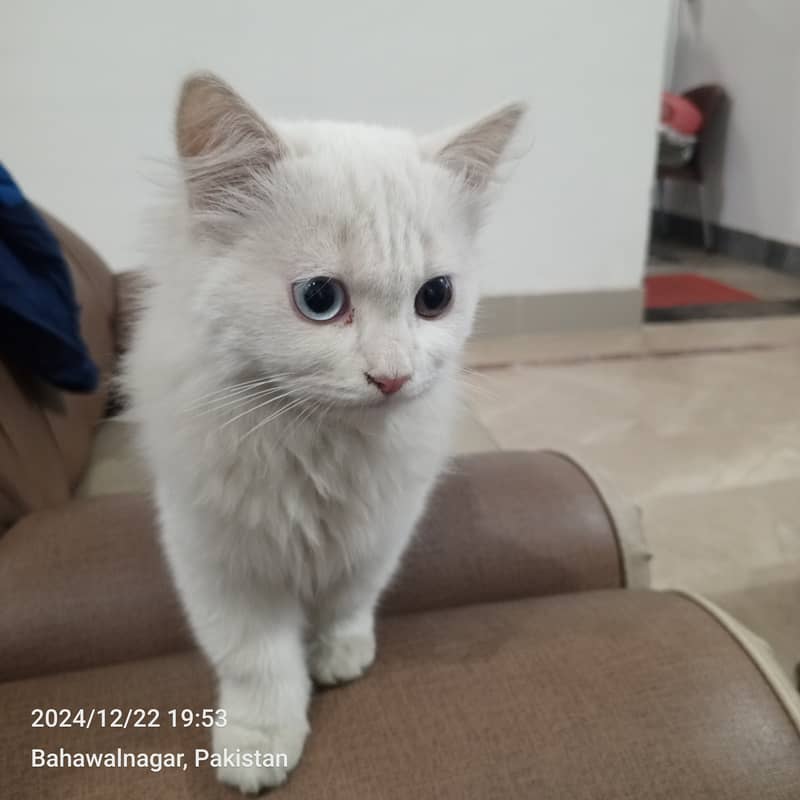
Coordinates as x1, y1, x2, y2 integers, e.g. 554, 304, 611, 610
645, 273, 758, 309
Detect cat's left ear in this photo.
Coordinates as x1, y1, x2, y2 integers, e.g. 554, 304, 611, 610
175, 72, 287, 213
422, 102, 528, 192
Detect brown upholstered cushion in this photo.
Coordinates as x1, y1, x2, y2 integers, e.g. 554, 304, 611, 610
0, 211, 116, 529
1, 592, 798, 799
0, 452, 624, 682
382, 450, 623, 614
0, 494, 190, 682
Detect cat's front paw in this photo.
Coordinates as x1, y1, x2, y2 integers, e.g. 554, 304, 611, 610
212, 716, 308, 794
309, 631, 376, 686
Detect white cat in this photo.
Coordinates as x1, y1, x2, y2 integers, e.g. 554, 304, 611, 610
125, 73, 524, 794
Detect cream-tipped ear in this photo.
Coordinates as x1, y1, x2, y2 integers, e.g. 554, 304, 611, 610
426, 102, 527, 191
176, 71, 285, 160
175, 72, 286, 211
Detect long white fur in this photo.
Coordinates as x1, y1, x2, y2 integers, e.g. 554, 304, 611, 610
124, 73, 524, 794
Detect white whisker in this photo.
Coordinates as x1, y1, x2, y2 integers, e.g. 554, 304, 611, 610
278, 398, 323, 447
237, 395, 311, 444
460, 380, 498, 402
185, 375, 291, 411
190, 385, 286, 417
219, 389, 299, 431
457, 368, 499, 401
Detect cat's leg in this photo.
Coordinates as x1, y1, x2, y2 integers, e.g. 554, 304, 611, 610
308, 578, 379, 686
308, 535, 408, 686
211, 594, 310, 793
159, 504, 310, 793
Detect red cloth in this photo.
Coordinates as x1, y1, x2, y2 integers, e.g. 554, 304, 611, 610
645, 274, 756, 309
661, 92, 703, 135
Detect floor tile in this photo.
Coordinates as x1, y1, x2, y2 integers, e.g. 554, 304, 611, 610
467, 317, 800, 370
469, 320, 800, 677
466, 328, 646, 369
709, 565, 800, 678
643, 315, 800, 354
644, 480, 800, 593
451, 401, 499, 454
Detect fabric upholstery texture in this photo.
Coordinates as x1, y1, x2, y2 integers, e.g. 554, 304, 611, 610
382, 450, 624, 615
679, 591, 800, 735
0, 493, 188, 682
2, 592, 799, 800
0, 451, 625, 683
551, 450, 651, 588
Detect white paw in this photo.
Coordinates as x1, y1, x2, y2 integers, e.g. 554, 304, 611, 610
212, 717, 308, 795
309, 631, 376, 686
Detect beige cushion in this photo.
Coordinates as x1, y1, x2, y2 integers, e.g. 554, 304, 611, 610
76, 419, 151, 497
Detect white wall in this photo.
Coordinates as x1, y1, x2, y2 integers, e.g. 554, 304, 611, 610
1, 1, 669, 296
668, 0, 800, 246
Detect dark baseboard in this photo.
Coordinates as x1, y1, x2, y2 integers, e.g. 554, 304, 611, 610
646, 298, 800, 324
652, 211, 800, 276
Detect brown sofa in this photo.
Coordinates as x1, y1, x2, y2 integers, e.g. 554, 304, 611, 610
1, 214, 799, 799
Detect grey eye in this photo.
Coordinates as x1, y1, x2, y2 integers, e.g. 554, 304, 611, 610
292, 277, 348, 322
415, 276, 453, 319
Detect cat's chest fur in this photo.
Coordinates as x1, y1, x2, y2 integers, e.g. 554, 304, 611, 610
158, 386, 453, 597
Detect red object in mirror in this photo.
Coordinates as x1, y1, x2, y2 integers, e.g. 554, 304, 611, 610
661, 92, 704, 135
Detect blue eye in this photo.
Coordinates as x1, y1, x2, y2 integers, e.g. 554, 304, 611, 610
292, 277, 348, 322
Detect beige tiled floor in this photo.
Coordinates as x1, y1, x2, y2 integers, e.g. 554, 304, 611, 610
462, 316, 800, 677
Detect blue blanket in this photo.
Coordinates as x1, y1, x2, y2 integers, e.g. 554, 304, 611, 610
0, 164, 98, 392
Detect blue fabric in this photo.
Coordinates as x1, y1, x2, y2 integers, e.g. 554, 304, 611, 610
0, 164, 98, 392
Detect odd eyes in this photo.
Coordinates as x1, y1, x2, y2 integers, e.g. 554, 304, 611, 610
291, 275, 454, 323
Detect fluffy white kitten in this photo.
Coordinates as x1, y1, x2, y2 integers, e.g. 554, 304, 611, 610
125, 73, 524, 794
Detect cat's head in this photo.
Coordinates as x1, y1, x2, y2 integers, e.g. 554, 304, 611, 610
174, 73, 525, 408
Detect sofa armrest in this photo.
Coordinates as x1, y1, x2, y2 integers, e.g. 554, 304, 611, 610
0, 493, 191, 682
1, 591, 797, 799
0, 451, 644, 681
383, 450, 647, 614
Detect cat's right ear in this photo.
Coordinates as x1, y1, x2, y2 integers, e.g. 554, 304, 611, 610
176, 72, 287, 213
421, 103, 527, 193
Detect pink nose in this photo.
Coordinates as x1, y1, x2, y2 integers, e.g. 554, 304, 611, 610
366, 373, 411, 395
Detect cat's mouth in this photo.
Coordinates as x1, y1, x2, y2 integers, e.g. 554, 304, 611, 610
336, 384, 421, 411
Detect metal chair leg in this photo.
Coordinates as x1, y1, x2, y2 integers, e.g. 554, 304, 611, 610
698, 182, 713, 251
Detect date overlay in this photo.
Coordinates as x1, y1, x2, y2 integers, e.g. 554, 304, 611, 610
30, 708, 287, 773
32, 707, 227, 729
